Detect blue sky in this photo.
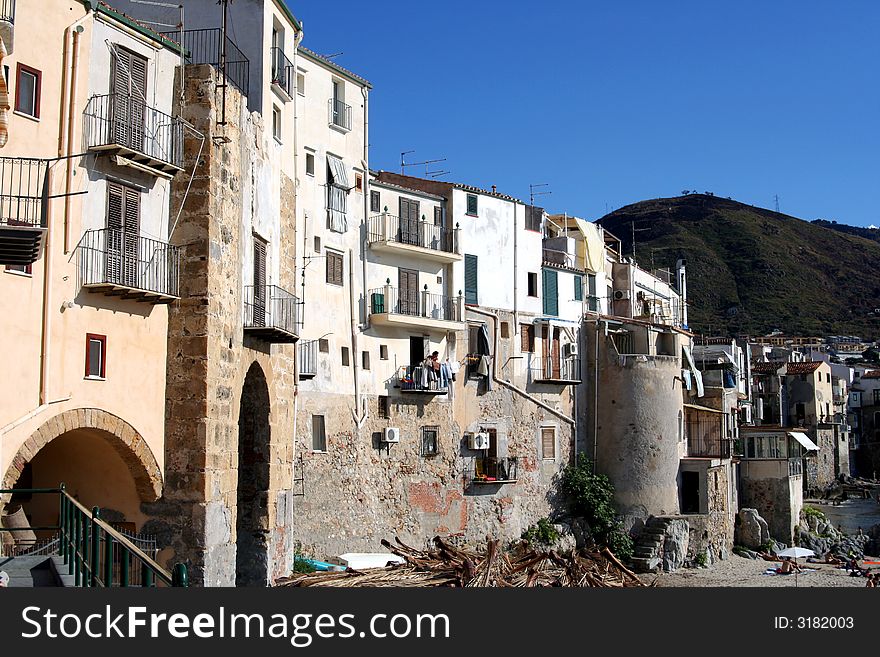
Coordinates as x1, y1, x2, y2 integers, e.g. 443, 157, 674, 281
291, 1, 880, 226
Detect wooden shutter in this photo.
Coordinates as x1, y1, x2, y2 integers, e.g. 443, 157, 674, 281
574, 275, 583, 301
122, 186, 140, 286
542, 269, 558, 316
464, 254, 478, 305
399, 198, 419, 245
588, 274, 598, 311
326, 251, 343, 285
253, 237, 267, 324
434, 206, 443, 226
520, 324, 533, 353
111, 48, 148, 150
398, 268, 418, 315
541, 428, 555, 459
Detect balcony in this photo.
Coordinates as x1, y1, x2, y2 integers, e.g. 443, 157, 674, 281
77, 229, 180, 304
367, 213, 461, 263
368, 285, 464, 332
686, 435, 732, 459
298, 339, 318, 378
788, 457, 803, 477
270, 47, 294, 99
83, 94, 184, 175
472, 456, 518, 485
244, 285, 301, 343
328, 98, 352, 131
395, 365, 449, 395
161, 28, 249, 95
530, 357, 581, 384
0, 157, 48, 265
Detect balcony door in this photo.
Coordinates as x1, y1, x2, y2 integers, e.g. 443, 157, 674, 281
399, 197, 420, 246
398, 268, 419, 316
541, 325, 561, 379
253, 237, 267, 326
110, 47, 148, 154
106, 182, 140, 287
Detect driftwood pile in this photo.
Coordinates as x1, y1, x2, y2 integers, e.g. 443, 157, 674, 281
277, 536, 646, 588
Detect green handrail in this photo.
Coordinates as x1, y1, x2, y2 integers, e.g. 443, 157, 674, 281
0, 485, 187, 587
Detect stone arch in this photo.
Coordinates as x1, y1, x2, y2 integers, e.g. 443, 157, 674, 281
235, 361, 272, 586
2, 408, 163, 505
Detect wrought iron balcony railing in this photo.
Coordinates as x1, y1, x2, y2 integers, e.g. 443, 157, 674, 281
788, 457, 803, 477
0, 0, 14, 23
367, 213, 459, 255
77, 228, 180, 303
83, 94, 184, 172
368, 286, 462, 323
0, 156, 48, 229
244, 284, 301, 343
396, 364, 450, 394
530, 357, 581, 383
328, 97, 352, 131
686, 435, 732, 459
473, 457, 518, 484
161, 28, 249, 95
270, 47, 294, 98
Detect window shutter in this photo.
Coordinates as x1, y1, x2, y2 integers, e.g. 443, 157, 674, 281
434, 206, 443, 226
106, 183, 124, 231
542, 269, 558, 315
464, 254, 478, 305
129, 52, 148, 98
541, 428, 555, 459
254, 237, 267, 290
574, 275, 583, 301
588, 274, 597, 311
521, 324, 533, 353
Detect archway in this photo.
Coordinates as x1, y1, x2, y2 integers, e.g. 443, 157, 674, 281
235, 362, 272, 586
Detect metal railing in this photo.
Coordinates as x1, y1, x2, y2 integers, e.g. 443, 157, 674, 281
473, 457, 518, 483
0, 157, 48, 228
397, 364, 451, 392
530, 357, 581, 382
685, 412, 730, 457
161, 28, 249, 95
83, 93, 184, 169
77, 229, 180, 298
298, 339, 318, 378
328, 97, 352, 131
244, 284, 301, 335
788, 458, 803, 477
368, 287, 462, 322
0, 0, 13, 23
0, 486, 187, 587
367, 213, 459, 254
270, 47, 294, 97
687, 435, 732, 459
542, 246, 575, 268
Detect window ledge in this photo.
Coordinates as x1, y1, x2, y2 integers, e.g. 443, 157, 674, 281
13, 110, 40, 123
84, 375, 106, 382
4, 269, 33, 278
465, 212, 478, 218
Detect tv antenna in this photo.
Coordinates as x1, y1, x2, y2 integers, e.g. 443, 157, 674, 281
321, 52, 344, 60
529, 183, 551, 208
631, 220, 651, 259
400, 150, 447, 177
774, 195, 780, 213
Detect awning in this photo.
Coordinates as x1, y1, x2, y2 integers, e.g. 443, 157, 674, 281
327, 155, 351, 189
573, 218, 605, 273
788, 431, 819, 451
684, 403, 726, 415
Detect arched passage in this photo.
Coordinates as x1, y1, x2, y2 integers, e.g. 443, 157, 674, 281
235, 362, 272, 586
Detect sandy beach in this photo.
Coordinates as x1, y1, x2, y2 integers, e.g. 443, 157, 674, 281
640, 554, 879, 587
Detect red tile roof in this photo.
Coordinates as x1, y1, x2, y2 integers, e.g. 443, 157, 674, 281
861, 370, 880, 379
784, 362, 823, 375
752, 362, 784, 374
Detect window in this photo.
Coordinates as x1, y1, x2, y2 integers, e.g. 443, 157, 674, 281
466, 193, 478, 216
355, 173, 363, 192
527, 272, 538, 297
312, 415, 327, 451
500, 321, 510, 339
874, 390, 880, 405
341, 346, 350, 366
318, 339, 329, 353
362, 350, 370, 370
305, 152, 315, 176
296, 71, 305, 96
378, 396, 389, 419
574, 275, 583, 301
521, 324, 535, 353
370, 190, 380, 213
464, 254, 478, 305
380, 344, 388, 360
422, 426, 439, 457
541, 427, 556, 460
272, 105, 281, 142
85, 333, 106, 379
326, 250, 343, 286
15, 63, 41, 118
588, 274, 598, 312
6, 262, 32, 275
313, 235, 321, 253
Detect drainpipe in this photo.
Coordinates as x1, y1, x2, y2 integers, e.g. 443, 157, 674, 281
349, 249, 362, 424
513, 201, 518, 331
467, 306, 574, 426
63, 22, 85, 255
361, 85, 369, 330
582, 316, 604, 466
38, 168, 55, 406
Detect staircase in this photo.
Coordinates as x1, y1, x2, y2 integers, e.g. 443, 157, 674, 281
630, 517, 674, 573
1, 555, 73, 587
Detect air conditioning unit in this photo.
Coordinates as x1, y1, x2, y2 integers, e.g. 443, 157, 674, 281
613, 289, 631, 300
468, 432, 491, 450
564, 342, 578, 358
383, 427, 401, 443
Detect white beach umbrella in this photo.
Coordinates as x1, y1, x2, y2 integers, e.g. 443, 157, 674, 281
776, 547, 815, 587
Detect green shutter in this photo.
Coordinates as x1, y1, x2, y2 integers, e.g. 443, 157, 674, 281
588, 274, 598, 312
465, 254, 478, 305
574, 275, 583, 301
542, 269, 558, 316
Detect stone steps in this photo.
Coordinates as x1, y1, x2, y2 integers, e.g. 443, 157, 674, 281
1, 554, 69, 587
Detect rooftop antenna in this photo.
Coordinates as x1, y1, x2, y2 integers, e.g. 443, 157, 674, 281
400, 150, 447, 177
631, 220, 651, 259
529, 183, 551, 208
321, 52, 344, 60
774, 195, 780, 213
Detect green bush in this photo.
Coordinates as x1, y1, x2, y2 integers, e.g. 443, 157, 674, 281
802, 506, 826, 521
522, 517, 560, 546
561, 455, 633, 560
695, 551, 708, 568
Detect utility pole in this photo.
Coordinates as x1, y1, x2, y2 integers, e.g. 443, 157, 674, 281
631, 221, 650, 259
774, 195, 780, 213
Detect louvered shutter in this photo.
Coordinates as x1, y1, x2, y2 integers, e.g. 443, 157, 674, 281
111, 48, 147, 151
464, 254, 478, 305
541, 428, 555, 459
122, 186, 140, 287
253, 237, 267, 325
520, 324, 533, 353
542, 269, 558, 316
574, 275, 583, 301
105, 183, 124, 283
588, 274, 598, 311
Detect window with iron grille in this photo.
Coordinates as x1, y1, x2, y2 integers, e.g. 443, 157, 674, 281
422, 426, 439, 456
326, 250, 343, 285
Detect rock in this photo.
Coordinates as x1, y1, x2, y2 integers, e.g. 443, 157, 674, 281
550, 523, 577, 553
735, 508, 770, 549
661, 519, 689, 572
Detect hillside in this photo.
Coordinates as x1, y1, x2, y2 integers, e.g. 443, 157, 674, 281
596, 195, 880, 339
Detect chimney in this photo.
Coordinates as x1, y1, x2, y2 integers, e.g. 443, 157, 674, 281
491, 185, 497, 194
